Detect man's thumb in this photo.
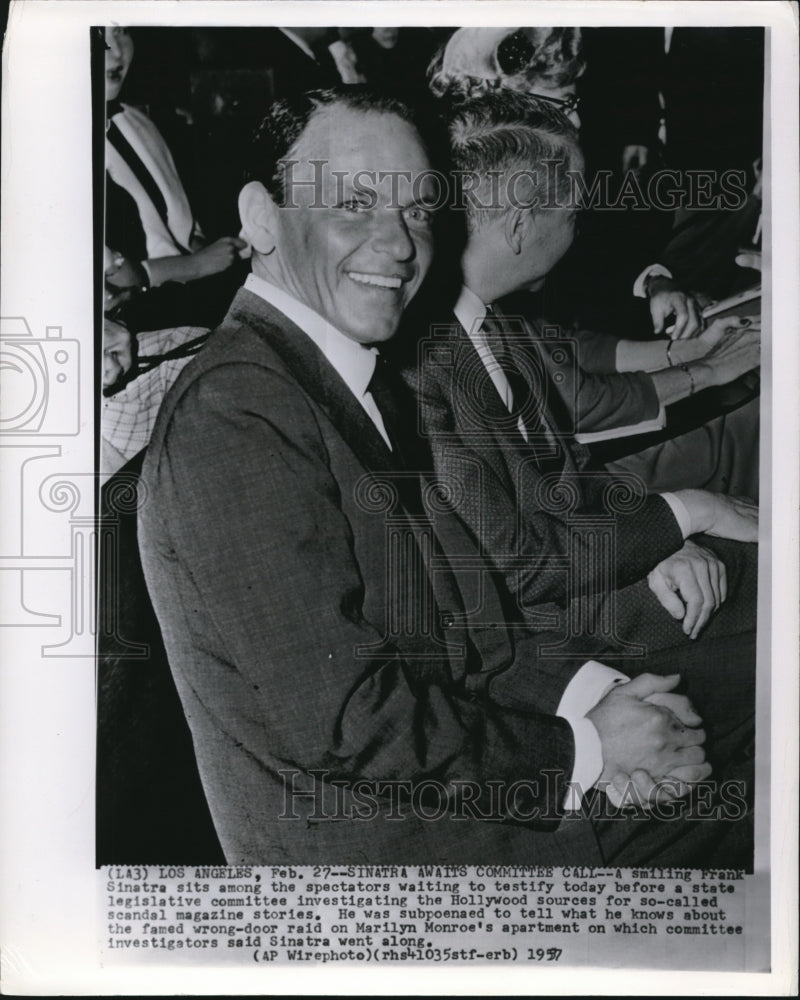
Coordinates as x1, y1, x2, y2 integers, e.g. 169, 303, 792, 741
650, 301, 664, 334
624, 672, 681, 697
648, 573, 686, 620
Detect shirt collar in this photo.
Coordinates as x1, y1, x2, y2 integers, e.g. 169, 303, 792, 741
244, 272, 378, 401
279, 28, 318, 62
454, 284, 490, 348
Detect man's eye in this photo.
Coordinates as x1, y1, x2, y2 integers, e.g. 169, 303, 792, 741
404, 206, 433, 226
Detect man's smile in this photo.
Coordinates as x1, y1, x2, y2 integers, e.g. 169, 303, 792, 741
347, 271, 407, 290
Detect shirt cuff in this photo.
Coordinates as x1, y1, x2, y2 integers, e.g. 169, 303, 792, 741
660, 491, 692, 539
633, 263, 673, 298
557, 660, 629, 811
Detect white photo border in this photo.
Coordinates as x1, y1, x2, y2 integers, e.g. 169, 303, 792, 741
0, 1, 797, 994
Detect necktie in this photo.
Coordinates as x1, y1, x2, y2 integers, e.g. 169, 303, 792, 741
367, 353, 432, 472
367, 354, 435, 516
482, 310, 565, 475
366, 354, 456, 654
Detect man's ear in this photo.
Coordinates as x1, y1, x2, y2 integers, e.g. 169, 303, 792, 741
503, 206, 533, 255
238, 181, 279, 255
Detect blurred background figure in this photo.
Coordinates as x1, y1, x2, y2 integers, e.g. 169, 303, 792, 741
101, 317, 209, 481
352, 27, 439, 99
104, 26, 247, 332
580, 27, 764, 183
102, 314, 135, 391
328, 28, 367, 84
574, 27, 765, 332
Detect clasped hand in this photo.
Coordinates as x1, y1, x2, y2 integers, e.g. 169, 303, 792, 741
587, 673, 710, 809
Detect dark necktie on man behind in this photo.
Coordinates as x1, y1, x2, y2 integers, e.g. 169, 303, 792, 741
483, 308, 567, 477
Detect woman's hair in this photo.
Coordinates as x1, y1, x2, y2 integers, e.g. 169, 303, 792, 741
429, 27, 585, 102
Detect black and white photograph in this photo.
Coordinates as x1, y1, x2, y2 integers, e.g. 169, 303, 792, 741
1, 1, 797, 994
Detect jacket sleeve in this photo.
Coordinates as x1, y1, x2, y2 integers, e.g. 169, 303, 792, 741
141, 360, 580, 825
543, 334, 662, 433
571, 327, 620, 374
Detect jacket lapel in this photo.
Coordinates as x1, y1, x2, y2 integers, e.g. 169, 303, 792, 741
448, 319, 533, 490
227, 289, 397, 477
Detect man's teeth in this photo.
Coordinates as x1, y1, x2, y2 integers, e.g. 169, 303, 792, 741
348, 272, 403, 289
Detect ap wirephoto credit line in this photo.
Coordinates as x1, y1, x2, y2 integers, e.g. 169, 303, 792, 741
1, 2, 797, 995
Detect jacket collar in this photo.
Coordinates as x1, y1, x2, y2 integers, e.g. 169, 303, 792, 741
226, 288, 398, 477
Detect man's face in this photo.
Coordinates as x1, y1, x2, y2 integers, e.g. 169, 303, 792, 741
373, 28, 400, 49
272, 105, 436, 344
105, 26, 134, 102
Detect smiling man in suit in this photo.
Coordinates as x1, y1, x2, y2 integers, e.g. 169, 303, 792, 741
139, 88, 741, 867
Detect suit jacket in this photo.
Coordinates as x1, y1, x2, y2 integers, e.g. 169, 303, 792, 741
138, 288, 603, 864
399, 313, 684, 622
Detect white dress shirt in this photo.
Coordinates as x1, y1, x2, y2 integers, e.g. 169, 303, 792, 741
454, 285, 530, 441
244, 273, 392, 449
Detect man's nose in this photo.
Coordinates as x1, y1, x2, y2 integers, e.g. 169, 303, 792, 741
372, 211, 415, 260
107, 34, 122, 58
569, 111, 582, 129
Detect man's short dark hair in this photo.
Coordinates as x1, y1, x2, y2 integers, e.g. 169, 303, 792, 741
447, 89, 581, 229
246, 86, 426, 205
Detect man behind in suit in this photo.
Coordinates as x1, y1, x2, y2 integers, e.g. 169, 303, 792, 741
139, 87, 741, 866
401, 89, 759, 666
